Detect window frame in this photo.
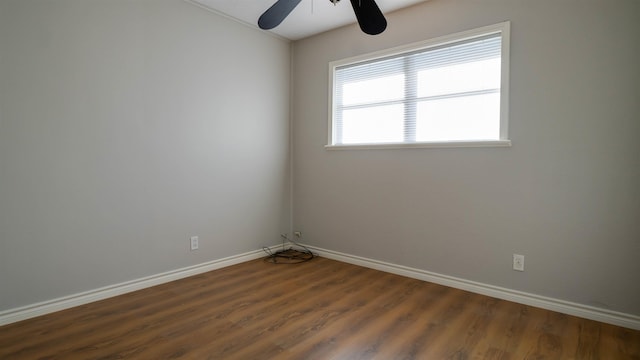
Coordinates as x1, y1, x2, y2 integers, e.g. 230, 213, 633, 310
326, 21, 512, 150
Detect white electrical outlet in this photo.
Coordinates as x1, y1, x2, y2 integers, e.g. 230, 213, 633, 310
190, 236, 199, 251
513, 254, 524, 271
294, 231, 302, 238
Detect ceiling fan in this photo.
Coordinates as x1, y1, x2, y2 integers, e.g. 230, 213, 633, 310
258, 0, 387, 35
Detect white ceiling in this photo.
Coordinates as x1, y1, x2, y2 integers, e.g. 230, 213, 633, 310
187, 0, 427, 40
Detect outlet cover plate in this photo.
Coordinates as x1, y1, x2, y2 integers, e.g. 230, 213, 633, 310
513, 254, 524, 271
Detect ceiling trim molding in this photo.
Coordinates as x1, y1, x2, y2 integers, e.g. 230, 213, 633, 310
183, 0, 291, 42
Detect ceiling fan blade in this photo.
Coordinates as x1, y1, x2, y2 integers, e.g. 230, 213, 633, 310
258, 0, 303, 30
349, 0, 387, 35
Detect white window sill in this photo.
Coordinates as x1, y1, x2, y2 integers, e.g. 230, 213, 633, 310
325, 140, 512, 150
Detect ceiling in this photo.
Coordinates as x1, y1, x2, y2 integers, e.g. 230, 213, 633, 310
187, 0, 427, 40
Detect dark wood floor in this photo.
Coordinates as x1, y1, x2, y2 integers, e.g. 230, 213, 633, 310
1, 256, 639, 359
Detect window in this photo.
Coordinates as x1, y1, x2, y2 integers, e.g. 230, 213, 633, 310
328, 22, 511, 149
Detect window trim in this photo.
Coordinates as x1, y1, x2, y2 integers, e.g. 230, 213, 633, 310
326, 21, 511, 150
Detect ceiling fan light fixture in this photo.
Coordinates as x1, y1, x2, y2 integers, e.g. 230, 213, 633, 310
259, 0, 387, 35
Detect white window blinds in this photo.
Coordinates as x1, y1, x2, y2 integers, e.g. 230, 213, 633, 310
330, 24, 509, 148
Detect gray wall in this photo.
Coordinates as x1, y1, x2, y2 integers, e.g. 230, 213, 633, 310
0, 0, 291, 311
292, 0, 640, 316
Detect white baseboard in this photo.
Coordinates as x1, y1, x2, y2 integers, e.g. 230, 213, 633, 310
305, 245, 640, 331
0, 246, 278, 326
3, 244, 639, 331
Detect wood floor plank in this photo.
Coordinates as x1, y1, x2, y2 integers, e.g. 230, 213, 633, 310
284, 272, 421, 359
471, 300, 532, 359
236, 268, 398, 358
1, 256, 639, 359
